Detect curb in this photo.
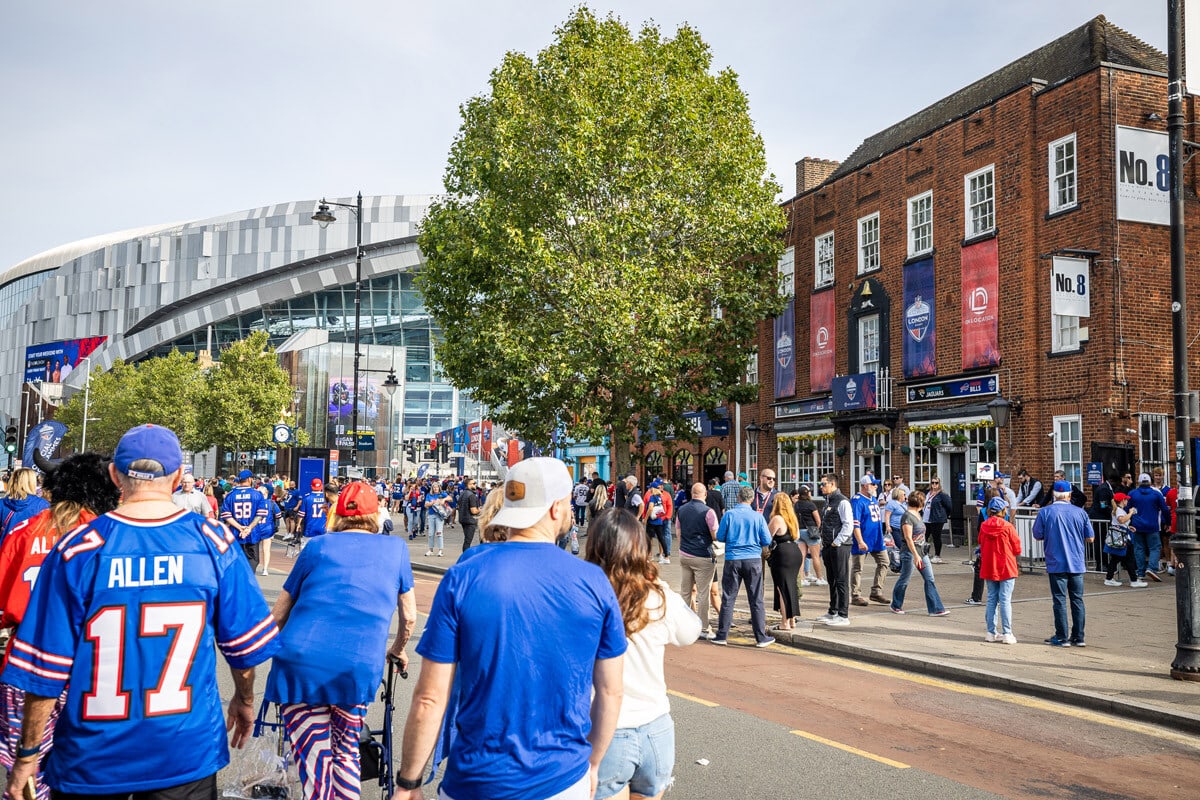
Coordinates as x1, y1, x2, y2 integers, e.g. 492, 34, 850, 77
771, 629, 1200, 736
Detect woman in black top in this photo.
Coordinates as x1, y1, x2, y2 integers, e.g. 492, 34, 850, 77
923, 476, 953, 562
794, 485, 825, 586
767, 493, 804, 630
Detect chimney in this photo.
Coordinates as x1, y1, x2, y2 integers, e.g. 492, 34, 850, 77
795, 157, 840, 195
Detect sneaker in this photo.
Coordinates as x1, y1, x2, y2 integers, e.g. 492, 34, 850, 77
985, 632, 999, 642
756, 637, 776, 648
437, 551, 444, 557
801, 578, 813, 586
815, 613, 837, 624
699, 630, 716, 640
1001, 633, 1018, 645
1070, 640, 1086, 648
890, 607, 906, 614
1130, 580, 1149, 588
814, 578, 828, 586
851, 597, 870, 607
1044, 637, 1071, 647
661, 557, 670, 565
825, 616, 850, 627
1104, 578, 1122, 587
929, 610, 951, 617
710, 638, 728, 646
1146, 570, 1162, 582
425, 550, 434, 557
964, 598, 983, 606
1168, 565, 1177, 576
931, 556, 945, 564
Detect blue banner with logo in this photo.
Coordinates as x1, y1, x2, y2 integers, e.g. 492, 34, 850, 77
774, 300, 796, 399
903, 258, 936, 379
24, 420, 67, 472
832, 373, 877, 412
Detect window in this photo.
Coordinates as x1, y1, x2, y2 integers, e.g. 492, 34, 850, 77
745, 351, 758, 385
1052, 313, 1080, 353
1139, 413, 1170, 483
857, 213, 880, 274
965, 165, 995, 238
858, 314, 880, 374
777, 246, 795, 297
746, 438, 758, 487
814, 232, 835, 288
907, 191, 932, 257
852, 430, 891, 489
1054, 415, 1083, 485
1049, 134, 1077, 213
777, 433, 834, 495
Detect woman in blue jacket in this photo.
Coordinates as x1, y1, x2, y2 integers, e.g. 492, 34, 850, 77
922, 476, 953, 563
0, 469, 49, 545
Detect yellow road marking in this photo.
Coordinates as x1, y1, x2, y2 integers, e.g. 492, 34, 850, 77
668, 689, 719, 708
790, 729, 910, 768
776, 648, 1200, 750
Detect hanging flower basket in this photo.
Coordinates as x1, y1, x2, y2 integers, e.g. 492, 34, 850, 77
899, 444, 912, 455
981, 440, 997, 453
949, 434, 970, 446
924, 435, 941, 449
782, 444, 797, 454
836, 446, 847, 457
801, 443, 816, 454
873, 444, 885, 455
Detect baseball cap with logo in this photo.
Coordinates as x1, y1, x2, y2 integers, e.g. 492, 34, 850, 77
1139, 472, 1152, 484
336, 481, 379, 517
113, 424, 183, 480
489, 457, 574, 531
987, 497, 1008, 514
310, 478, 324, 491
237, 469, 254, 481
1053, 480, 1072, 492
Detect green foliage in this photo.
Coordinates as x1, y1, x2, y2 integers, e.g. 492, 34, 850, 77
58, 360, 144, 453
195, 331, 294, 453
418, 6, 785, 450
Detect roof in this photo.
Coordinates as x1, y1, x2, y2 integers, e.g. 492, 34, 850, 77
825, 15, 1166, 184
0, 220, 189, 289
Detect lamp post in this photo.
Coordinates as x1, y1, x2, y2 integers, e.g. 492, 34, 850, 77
986, 395, 1011, 476
383, 370, 399, 479
312, 192, 364, 468
80, 357, 93, 452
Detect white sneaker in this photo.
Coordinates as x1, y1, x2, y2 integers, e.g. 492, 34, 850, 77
660, 557, 670, 565
260, 567, 269, 576
425, 550, 434, 557
825, 616, 850, 627
985, 632, 998, 643
1130, 580, 1149, 588
1001, 633, 1018, 645
815, 613, 836, 624
931, 557, 945, 564
1104, 578, 1121, 587
801, 578, 812, 586
814, 578, 828, 586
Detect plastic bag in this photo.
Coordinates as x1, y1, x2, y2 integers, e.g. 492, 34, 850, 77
222, 705, 299, 800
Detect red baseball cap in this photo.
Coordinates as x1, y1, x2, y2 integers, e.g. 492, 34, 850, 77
311, 478, 324, 491
1113, 493, 1130, 504
336, 482, 379, 517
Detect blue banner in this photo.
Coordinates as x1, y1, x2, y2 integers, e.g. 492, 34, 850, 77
906, 374, 999, 404
24, 421, 67, 472
903, 258, 936, 379
832, 373, 877, 412
774, 398, 834, 418
774, 301, 796, 399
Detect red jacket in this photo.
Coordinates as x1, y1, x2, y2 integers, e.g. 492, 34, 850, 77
978, 515, 1021, 581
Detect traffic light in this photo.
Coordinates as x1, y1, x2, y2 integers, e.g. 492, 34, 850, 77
4, 425, 16, 455
427, 438, 438, 460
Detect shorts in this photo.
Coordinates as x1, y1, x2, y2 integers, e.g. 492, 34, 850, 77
595, 713, 674, 800
797, 527, 822, 546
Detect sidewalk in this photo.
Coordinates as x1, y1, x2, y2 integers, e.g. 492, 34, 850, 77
399, 524, 1200, 733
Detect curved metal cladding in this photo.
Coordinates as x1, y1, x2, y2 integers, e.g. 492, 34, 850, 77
0, 195, 438, 422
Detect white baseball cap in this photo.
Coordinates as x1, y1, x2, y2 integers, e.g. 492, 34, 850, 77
490, 457, 574, 530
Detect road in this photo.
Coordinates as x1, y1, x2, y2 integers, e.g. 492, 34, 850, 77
221, 562, 1200, 800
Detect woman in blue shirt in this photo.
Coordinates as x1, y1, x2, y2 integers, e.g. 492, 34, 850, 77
266, 482, 416, 799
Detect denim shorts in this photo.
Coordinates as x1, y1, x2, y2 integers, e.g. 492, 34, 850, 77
596, 712, 675, 800
797, 527, 821, 546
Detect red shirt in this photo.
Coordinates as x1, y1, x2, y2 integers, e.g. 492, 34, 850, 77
978, 515, 1022, 581
0, 507, 98, 633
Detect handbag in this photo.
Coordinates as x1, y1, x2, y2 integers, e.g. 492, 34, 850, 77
708, 540, 725, 558
221, 703, 298, 800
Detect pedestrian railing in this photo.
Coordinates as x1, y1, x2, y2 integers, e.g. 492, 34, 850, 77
1012, 506, 1107, 573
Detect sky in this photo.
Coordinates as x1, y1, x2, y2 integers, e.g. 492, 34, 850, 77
0, 1, 1167, 271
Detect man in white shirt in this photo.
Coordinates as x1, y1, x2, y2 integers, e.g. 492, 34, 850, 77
172, 473, 212, 517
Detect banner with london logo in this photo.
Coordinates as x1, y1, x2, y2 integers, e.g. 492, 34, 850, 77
774, 299, 796, 399
809, 290, 835, 393
902, 258, 936, 379
961, 238, 1000, 370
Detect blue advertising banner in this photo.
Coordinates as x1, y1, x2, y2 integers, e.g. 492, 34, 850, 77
906, 374, 999, 404
774, 301, 796, 399
774, 398, 834, 418
902, 258, 936, 379
832, 373, 877, 412
24, 421, 67, 472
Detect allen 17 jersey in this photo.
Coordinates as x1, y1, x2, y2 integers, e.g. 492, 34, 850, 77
1, 509, 281, 794
298, 491, 327, 537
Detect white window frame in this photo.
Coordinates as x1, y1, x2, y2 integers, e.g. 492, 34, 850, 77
746, 438, 758, 487
907, 191, 933, 257
1052, 313, 1080, 353
1138, 413, 1171, 483
857, 213, 880, 274
746, 351, 758, 385
1053, 414, 1083, 485
1048, 133, 1077, 214
814, 231, 835, 289
777, 433, 834, 495
858, 314, 880, 374
852, 430, 891, 489
964, 164, 995, 238
777, 246, 795, 298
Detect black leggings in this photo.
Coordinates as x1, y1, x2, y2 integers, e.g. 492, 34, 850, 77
927, 522, 946, 557
1106, 550, 1137, 580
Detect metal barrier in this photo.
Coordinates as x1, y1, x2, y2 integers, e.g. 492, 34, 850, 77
1012, 506, 1107, 573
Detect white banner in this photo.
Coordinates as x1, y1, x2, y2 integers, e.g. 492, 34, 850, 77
1050, 256, 1090, 318
1116, 126, 1170, 225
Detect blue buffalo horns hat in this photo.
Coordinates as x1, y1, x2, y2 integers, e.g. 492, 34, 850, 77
237, 469, 254, 481
1053, 480, 1072, 492
113, 424, 183, 480
988, 497, 1008, 513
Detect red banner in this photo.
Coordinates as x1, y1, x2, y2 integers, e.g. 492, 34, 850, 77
961, 238, 1000, 369
810, 291, 835, 393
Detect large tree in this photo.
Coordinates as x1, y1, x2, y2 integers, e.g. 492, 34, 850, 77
194, 331, 293, 454
418, 7, 786, 462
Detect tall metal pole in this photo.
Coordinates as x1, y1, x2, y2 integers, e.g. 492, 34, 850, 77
81, 357, 92, 452
350, 191, 363, 470
1168, 0, 1199, 680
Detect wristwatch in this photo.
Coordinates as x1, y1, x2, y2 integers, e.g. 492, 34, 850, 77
396, 775, 422, 791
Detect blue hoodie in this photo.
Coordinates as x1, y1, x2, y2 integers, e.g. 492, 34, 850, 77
0, 494, 50, 544
1126, 485, 1169, 533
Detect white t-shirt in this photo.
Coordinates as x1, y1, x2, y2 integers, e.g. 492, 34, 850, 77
617, 580, 701, 729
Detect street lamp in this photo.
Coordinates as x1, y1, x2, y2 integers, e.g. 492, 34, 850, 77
312, 192, 364, 468
383, 369, 400, 478
80, 357, 94, 452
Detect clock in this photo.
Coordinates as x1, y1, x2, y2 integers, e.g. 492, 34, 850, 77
272, 424, 292, 445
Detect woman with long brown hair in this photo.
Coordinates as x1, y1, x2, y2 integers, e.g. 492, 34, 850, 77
586, 508, 700, 800
767, 492, 803, 631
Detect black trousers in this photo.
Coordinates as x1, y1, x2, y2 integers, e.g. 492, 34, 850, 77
927, 521, 946, 557
241, 541, 259, 570
1106, 549, 1137, 580
822, 544, 851, 617
53, 773, 216, 800
461, 523, 478, 552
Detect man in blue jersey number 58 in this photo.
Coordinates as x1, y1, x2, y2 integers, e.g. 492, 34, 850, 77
2, 424, 282, 800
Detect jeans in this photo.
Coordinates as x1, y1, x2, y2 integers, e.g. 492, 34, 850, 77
679, 553, 717, 633
1132, 530, 1161, 577
821, 544, 851, 617
427, 515, 445, 551
407, 509, 421, 537
716, 558, 769, 643
890, 551, 945, 614
985, 578, 1015, 635
1048, 572, 1085, 643
648, 524, 672, 557
595, 712, 675, 800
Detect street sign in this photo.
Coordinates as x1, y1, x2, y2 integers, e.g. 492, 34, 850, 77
390, 458, 400, 469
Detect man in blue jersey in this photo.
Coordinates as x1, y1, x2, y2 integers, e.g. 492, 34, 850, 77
394, 457, 625, 800
296, 478, 329, 544
2, 424, 280, 799
220, 469, 268, 570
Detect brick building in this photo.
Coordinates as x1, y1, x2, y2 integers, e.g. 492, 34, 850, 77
647, 16, 1200, 541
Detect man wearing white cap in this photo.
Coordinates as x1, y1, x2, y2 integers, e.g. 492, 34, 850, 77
394, 457, 626, 800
